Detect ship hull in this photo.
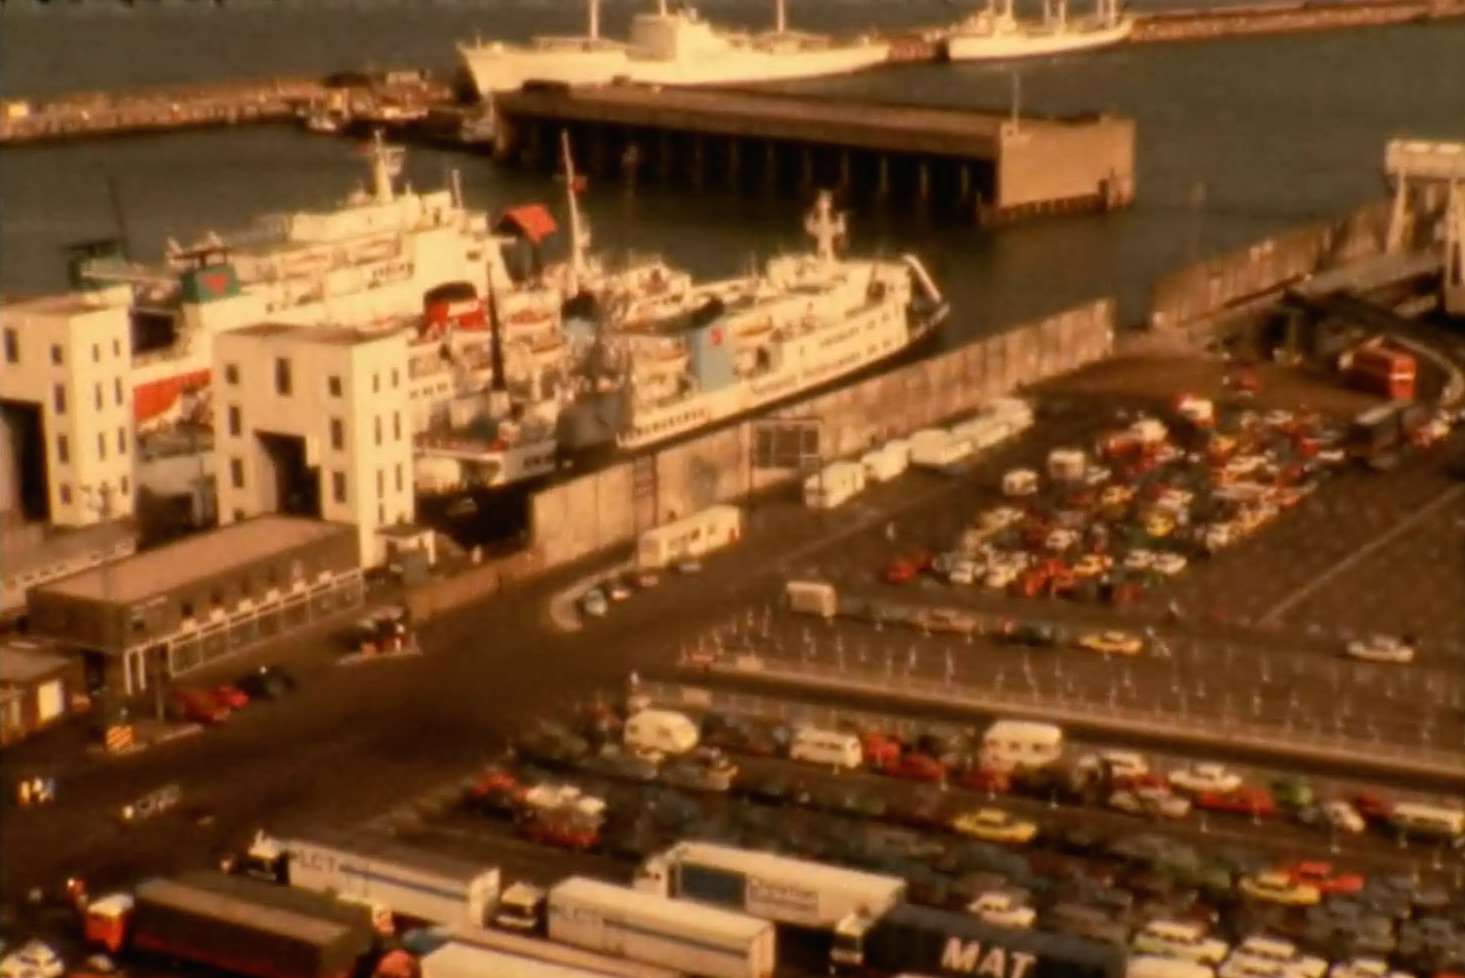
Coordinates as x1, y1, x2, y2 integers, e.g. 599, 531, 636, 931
946, 16, 1133, 60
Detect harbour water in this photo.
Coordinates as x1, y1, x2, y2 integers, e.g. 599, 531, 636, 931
3, 2, 1463, 342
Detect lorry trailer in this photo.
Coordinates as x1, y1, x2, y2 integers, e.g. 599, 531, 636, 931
279, 832, 500, 927
436, 924, 681, 978
421, 939, 630, 978
635, 841, 906, 931
92, 872, 375, 978
831, 903, 1124, 978
550, 876, 776, 978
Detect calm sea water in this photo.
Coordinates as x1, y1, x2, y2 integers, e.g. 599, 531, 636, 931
3, 2, 1463, 338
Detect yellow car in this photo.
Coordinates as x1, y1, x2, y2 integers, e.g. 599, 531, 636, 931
1077, 630, 1145, 656
1143, 512, 1176, 538
1238, 871, 1321, 906
1099, 485, 1134, 507
950, 808, 1039, 845
1073, 554, 1113, 578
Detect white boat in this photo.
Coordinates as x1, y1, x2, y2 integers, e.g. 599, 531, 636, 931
945, 0, 1134, 61
612, 191, 947, 451
457, 0, 890, 100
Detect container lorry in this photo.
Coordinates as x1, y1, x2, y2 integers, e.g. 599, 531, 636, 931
420, 939, 627, 978
436, 922, 680, 978
634, 841, 907, 931
549, 876, 776, 978
636, 506, 742, 571
85, 872, 375, 978
278, 833, 500, 928
830, 903, 1124, 978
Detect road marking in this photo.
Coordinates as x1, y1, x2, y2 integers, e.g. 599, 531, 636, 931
1258, 483, 1465, 627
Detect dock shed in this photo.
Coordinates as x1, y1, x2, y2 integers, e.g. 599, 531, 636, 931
0, 638, 84, 744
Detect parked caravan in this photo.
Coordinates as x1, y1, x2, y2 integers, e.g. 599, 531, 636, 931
549, 877, 776, 978
1047, 449, 1087, 483
785, 581, 839, 619
952, 416, 1011, 452
420, 941, 619, 978
912, 433, 974, 470
862, 447, 907, 484
789, 727, 864, 770
637, 506, 742, 571
980, 720, 1064, 773
1387, 803, 1465, 843
805, 462, 867, 509
624, 710, 700, 757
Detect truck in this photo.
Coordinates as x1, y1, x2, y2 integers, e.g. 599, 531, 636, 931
804, 461, 867, 509
279, 833, 500, 928
1346, 401, 1427, 466
830, 903, 1124, 978
421, 942, 611, 978
1344, 343, 1417, 401
634, 841, 907, 931
436, 922, 680, 978
85, 872, 375, 978
785, 580, 839, 619
549, 877, 776, 978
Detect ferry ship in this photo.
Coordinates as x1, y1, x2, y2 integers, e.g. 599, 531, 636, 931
612, 191, 948, 451
945, 0, 1134, 61
457, 0, 890, 100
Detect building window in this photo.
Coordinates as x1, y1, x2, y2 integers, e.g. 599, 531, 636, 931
56, 434, 69, 464
374, 416, 382, 446
393, 411, 401, 441
378, 503, 385, 525
113, 338, 121, 357
181, 600, 194, 618
230, 457, 244, 489
115, 377, 124, 406
120, 475, 129, 494
94, 383, 103, 410
59, 484, 72, 505
395, 463, 403, 492
328, 375, 343, 397
275, 357, 292, 396
3, 328, 17, 363
224, 363, 240, 385
373, 373, 381, 394
228, 405, 242, 437
330, 417, 344, 451
391, 368, 400, 389
97, 433, 106, 460
53, 384, 66, 414
332, 471, 347, 504
376, 468, 384, 495
92, 343, 100, 363
117, 427, 127, 455
50, 344, 63, 366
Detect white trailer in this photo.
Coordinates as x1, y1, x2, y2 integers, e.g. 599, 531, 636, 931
280, 834, 499, 927
421, 940, 619, 978
637, 506, 742, 571
635, 841, 906, 931
910, 433, 973, 470
804, 462, 866, 509
549, 877, 776, 978
860, 447, 905, 484
437, 924, 680, 978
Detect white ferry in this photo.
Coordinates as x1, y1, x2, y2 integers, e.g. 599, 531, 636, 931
613, 191, 947, 451
945, 0, 1133, 61
457, 0, 890, 100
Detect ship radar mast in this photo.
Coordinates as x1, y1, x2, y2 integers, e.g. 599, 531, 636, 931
805, 190, 846, 265
366, 129, 405, 204
561, 130, 592, 296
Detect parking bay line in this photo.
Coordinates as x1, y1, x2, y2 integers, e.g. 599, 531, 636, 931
1257, 482, 1465, 627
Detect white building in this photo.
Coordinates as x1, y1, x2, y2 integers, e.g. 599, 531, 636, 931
213, 323, 415, 568
0, 284, 137, 527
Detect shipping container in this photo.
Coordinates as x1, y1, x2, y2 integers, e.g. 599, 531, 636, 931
549, 877, 776, 978
831, 903, 1123, 978
281, 833, 499, 927
635, 842, 906, 930
127, 872, 375, 978
637, 506, 742, 571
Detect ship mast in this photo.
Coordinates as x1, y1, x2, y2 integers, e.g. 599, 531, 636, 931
367, 129, 403, 204
775, 0, 787, 33
561, 130, 591, 297
804, 190, 846, 266
587, 0, 600, 39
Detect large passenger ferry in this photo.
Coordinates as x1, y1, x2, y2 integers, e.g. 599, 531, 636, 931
945, 0, 1133, 61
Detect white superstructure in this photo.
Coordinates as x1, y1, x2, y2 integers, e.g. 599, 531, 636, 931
945, 0, 1133, 61
614, 191, 946, 451
458, 0, 889, 99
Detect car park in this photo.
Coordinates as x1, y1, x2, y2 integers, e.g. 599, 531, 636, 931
1169, 763, 1242, 795
1133, 919, 1230, 965
949, 808, 1038, 845
1222, 936, 1327, 978
1287, 861, 1364, 896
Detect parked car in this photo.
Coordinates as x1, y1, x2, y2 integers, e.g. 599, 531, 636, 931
517, 724, 591, 767
659, 748, 738, 792
0, 941, 64, 978
169, 686, 231, 725
950, 808, 1039, 845
1132, 919, 1230, 965
1240, 871, 1322, 906
1170, 763, 1242, 795
210, 683, 250, 710
882, 752, 948, 783
1077, 630, 1145, 656
464, 766, 524, 815
1344, 635, 1416, 664
581, 588, 610, 618
580, 744, 660, 782
1195, 787, 1276, 818
1322, 799, 1367, 834
1110, 786, 1192, 820
1287, 861, 1364, 896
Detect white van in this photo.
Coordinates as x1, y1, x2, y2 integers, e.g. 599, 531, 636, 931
1129, 957, 1217, 978
788, 727, 863, 770
785, 580, 838, 619
1388, 802, 1465, 843
980, 720, 1063, 773
624, 710, 699, 758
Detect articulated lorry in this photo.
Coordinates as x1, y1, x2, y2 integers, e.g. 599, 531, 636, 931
635, 841, 906, 931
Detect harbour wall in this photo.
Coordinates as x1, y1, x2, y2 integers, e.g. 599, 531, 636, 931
528, 298, 1116, 569
1129, 0, 1465, 43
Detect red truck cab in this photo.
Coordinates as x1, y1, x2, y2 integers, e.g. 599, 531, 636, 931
85, 893, 135, 954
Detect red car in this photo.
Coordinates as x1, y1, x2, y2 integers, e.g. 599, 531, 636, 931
881, 752, 947, 783
1287, 860, 1365, 895
170, 687, 230, 725
1195, 787, 1276, 817
1352, 790, 1394, 821
884, 558, 920, 585
861, 732, 902, 769
522, 815, 599, 852
465, 766, 524, 814
210, 683, 250, 710
957, 765, 1010, 794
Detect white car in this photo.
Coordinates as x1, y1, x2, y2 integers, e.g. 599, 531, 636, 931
948, 559, 977, 585
1002, 468, 1040, 497
1110, 785, 1192, 819
1152, 553, 1188, 576
1328, 959, 1414, 978
1168, 762, 1242, 795
985, 564, 1020, 589
1045, 528, 1080, 552
0, 942, 64, 978
1133, 920, 1229, 965
968, 891, 1036, 929
1124, 549, 1156, 572
1083, 465, 1113, 487
981, 506, 1026, 531
1344, 634, 1416, 664
1223, 937, 1326, 978
1322, 799, 1366, 834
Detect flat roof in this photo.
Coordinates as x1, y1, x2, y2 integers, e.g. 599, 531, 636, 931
0, 289, 127, 318
227, 322, 393, 346
6, 519, 137, 578
36, 516, 353, 605
0, 643, 71, 685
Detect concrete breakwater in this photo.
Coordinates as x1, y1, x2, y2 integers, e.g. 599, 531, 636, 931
1129, 0, 1465, 43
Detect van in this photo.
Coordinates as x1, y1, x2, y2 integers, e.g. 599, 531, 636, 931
1128, 957, 1216, 978
785, 580, 838, 619
1388, 802, 1465, 843
788, 727, 863, 770
980, 720, 1063, 773
623, 710, 699, 758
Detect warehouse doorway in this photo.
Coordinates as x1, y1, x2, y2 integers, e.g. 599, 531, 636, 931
256, 432, 321, 519
0, 400, 48, 521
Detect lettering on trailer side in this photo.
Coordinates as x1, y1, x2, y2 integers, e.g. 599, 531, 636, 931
940, 938, 1038, 978
745, 877, 821, 919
